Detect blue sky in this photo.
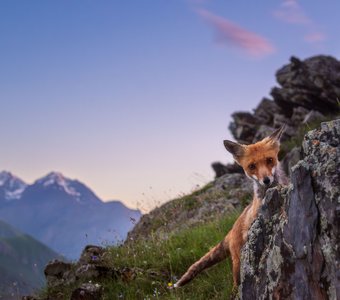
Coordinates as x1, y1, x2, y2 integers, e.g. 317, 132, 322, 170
1, 0, 339, 211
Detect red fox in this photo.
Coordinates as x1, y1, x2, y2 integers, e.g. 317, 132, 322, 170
174, 126, 288, 288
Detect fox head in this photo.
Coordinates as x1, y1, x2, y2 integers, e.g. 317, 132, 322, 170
223, 126, 285, 187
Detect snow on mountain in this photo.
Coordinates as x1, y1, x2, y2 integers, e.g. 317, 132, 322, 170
0, 171, 27, 201
35, 172, 81, 198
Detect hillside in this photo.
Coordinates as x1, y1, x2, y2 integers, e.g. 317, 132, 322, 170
0, 220, 61, 299
25, 55, 340, 299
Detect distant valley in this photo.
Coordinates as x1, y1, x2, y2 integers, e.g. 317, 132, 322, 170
0, 171, 142, 259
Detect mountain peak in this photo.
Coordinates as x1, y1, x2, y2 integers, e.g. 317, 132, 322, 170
0, 171, 27, 200
36, 172, 81, 198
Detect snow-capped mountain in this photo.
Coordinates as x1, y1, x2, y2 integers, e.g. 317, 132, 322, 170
31, 171, 102, 205
0, 171, 27, 202
36, 171, 81, 197
0, 171, 141, 259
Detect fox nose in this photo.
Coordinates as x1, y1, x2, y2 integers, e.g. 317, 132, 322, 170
263, 177, 271, 185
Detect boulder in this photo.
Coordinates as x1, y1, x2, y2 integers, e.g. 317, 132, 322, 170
239, 119, 340, 299
211, 162, 243, 178
44, 260, 75, 288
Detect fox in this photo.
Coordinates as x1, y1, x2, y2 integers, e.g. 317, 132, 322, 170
174, 125, 288, 289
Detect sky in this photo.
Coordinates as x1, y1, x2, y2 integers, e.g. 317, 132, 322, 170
1, 0, 340, 211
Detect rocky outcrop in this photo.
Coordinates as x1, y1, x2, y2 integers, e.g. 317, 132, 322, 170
230, 55, 340, 145
215, 55, 340, 178
239, 119, 340, 299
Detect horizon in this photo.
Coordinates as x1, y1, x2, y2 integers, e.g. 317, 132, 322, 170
1, 1, 340, 211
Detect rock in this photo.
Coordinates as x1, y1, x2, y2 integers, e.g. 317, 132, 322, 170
75, 264, 116, 281
273, 55, 340, 114
291, 106, 310, 125
211, 162, 243, 178
253, 98, 281, 124
70, 283, 103, 300
228, 55, 340, 145
229, 112, 261, 144
303, 110, 325, 124
44, 260, 75, 288
281, 147, 302, 177
252, 125, 276, 143
239, 119, 340, 300
78, 245, 106, 266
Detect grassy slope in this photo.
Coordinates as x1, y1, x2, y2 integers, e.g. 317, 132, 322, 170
43, 211, 240, 300
103, 212, 240, 300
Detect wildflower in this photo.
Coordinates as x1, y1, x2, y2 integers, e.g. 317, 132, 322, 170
167, 282, 173, 288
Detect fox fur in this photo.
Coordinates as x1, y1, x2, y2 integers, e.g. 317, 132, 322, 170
174, 126, 288, 288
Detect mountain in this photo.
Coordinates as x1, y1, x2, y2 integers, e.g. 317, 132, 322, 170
0, 171, 141, 259
0, 171, 27, 205
0, 219, 60, 299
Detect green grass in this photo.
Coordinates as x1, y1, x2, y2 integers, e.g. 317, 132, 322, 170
43, 212, 240, 300
101, 212, 239, 300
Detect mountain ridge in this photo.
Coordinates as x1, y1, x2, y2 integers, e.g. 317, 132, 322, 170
0, 171, 141, 259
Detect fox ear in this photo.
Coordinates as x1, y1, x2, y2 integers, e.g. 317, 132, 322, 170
223, 140, 245, 161
268, 125, 285, 144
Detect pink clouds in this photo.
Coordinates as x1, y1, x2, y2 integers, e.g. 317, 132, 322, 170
304, 32, 326, 43
197, 9, 275, 57
273, 0, 310, 24
273, 0, 326, 45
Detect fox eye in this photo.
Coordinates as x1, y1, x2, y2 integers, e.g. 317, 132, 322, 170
266, 157, 273, 164
248, 163, 256, 170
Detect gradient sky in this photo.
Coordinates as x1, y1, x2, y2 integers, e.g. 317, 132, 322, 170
1, 0, 339, 211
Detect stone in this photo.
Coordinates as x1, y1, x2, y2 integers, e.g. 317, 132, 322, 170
253, 98, 281, 124
281, 147, 301, 177
70, 283, 102, 300
211, 162, 243, 178
238, 119, 340, 300
78, 245, 106, 266
302, 110, 325, 124
229, 112, 261, 144
228, 55, 340, 145
44, 260, 75, 288
273, 55, 340, 114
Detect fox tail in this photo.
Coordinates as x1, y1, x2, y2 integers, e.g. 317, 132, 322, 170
174, 238, 229, 288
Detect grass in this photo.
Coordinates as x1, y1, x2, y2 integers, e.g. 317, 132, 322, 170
42, 211, 240, 300
103, 211, 239, 300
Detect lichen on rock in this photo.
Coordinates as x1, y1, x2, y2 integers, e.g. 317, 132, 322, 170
239, 119, 340, 300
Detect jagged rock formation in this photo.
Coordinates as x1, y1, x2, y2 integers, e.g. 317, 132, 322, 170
239, 119, 340, 299
214, 55, 340, 178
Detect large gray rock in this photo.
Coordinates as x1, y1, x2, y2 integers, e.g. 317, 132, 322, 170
239, 119, 340, 299
228, 55, 340, 146
273, 56, 340, 114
